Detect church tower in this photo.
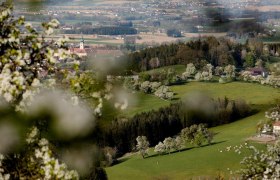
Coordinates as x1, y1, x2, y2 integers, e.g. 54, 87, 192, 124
80, 36, 84, 49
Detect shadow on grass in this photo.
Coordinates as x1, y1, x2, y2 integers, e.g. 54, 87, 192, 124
200, 140, 227, 148
171, 97, 180, 101
169, 81, 188, 86
146, 147, 194, 159
113, 157, 131, 166
146, 140, 227, 159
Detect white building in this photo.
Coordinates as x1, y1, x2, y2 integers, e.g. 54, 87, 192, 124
273, 121, 280, 136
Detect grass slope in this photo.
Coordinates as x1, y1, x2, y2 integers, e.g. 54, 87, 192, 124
145, 65, 186, 75
171, 81, 280, 105
123, 81, 280, 117
106, 109, 266, 180
121, 92, 170, 117
106, 82, 280, 179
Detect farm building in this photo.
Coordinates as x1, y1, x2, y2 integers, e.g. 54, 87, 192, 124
249, 67, 268, 77
273, 121, 280, 136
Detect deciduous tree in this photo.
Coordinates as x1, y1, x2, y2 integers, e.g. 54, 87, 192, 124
136, 136, 150, 159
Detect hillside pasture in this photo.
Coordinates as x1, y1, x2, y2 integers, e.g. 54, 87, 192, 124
171, 81, 280, 105
106, 109, 266, 179
144, 65, 186, 75
106, 81, 280, 179
122, 81, 280, 117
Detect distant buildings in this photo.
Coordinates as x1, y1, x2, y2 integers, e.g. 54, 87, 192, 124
249, 67, 268, 77
273, 121, 280, 136
69, 37, 94, 57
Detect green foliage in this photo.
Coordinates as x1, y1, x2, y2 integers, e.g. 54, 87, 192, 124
244, 52, 256, 67
121, 37, 246, 73
106, 83, 279, 179
139, 68, 180, 85
139, 73, 151, 81
193, 131, 205, 147
180, 124, 213, 147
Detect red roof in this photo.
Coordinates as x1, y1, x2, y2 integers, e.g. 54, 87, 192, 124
273, 121, 280, 127
70, 48, 86, 54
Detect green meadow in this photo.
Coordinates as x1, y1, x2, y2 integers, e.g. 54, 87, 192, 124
106, 81, 280, 179
122, 81, 280, 116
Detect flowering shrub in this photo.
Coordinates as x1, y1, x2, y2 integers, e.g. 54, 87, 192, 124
0, 2, 109, 179
0, 3, 69, 107
136, 136, 150, 158
224, 141, 280, 179
194, 64, 213, 81
154, 85, 174, 100
132, 80, 174, 100
240, 70, 280, 88
182, 63, 196, 79
26, 127, 79, 179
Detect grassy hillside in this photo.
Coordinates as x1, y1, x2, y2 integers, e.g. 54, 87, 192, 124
106, 110, 266, 179
122, 81, 280, 117
144, 65, 186, 75
106, 81, 280, 179
171, 81, 280, 105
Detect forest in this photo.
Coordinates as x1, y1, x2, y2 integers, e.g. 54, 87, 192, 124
100, 97, 252, 156
118, 36, 265, 73
63, 26, 138, 35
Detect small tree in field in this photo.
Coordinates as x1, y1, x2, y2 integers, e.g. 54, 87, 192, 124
193, 131, 206, 147
174, 136, 184, 151
182, 63, 196, 79
136, 136, 150, 159
154, 142, 166, 155
163, 137, 175, 154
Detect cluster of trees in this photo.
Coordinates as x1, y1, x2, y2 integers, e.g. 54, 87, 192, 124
123, 68, 180, 100
180, 124, 213, 147
181, 63, 237, 83
194, 64, 214, 81
118, 37, 267, 73
135, 136, 150, 158
240, 60, 280, 87
123, 78, 175, 100
64, 26, 137, 35
135, 124, 213, 158
154, 136, 183, 155
155, 124, 213, 155
166, 29, 182, 37
101, 97, 252, 155
124, 78, 175, 100
139, 68, 182, 85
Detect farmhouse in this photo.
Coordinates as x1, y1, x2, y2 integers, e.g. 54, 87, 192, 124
249, 67, 268, 77
273, 121, 280, 136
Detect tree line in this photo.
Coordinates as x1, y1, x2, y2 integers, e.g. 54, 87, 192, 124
63, 26, 137, 35
117, 37, 267, 73
99, 97, 252, 156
